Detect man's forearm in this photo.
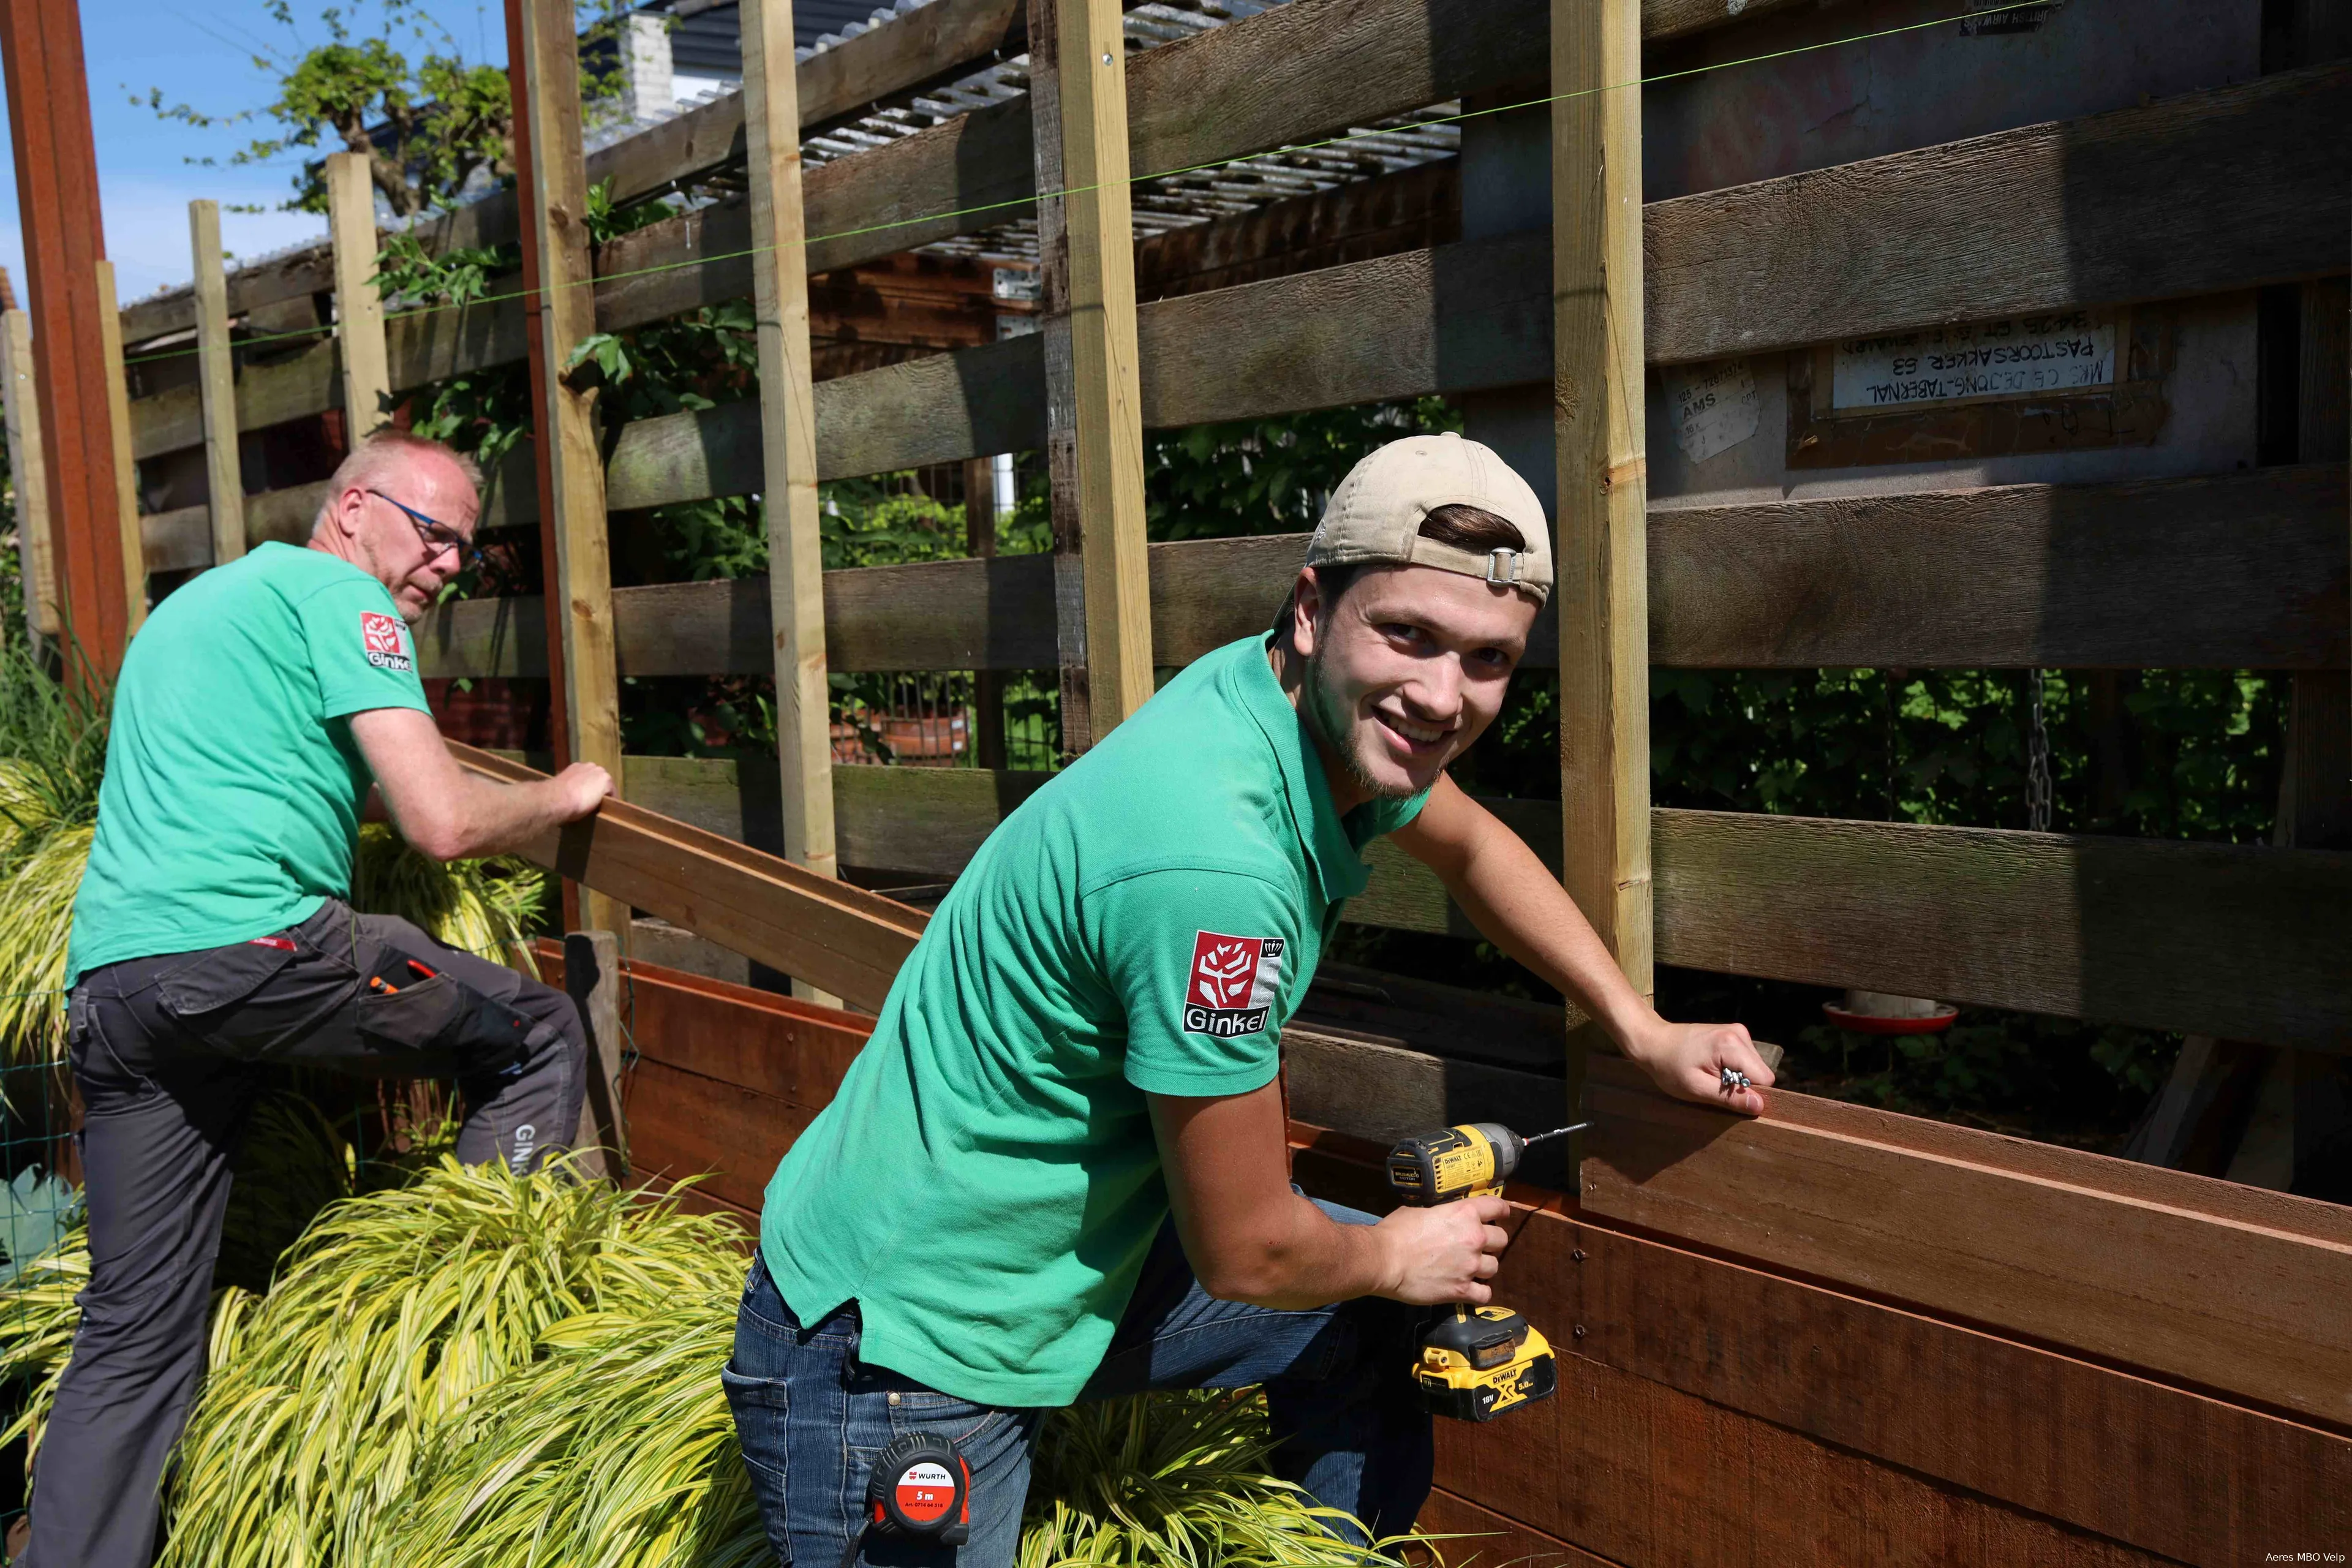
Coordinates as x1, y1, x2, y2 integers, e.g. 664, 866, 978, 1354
440, 776, 584, 860
1205, 1190, 1396, 1311
1442, 813, 1657, 1049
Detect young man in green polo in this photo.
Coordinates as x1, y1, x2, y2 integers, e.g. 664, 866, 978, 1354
725, 434, 1773, 1560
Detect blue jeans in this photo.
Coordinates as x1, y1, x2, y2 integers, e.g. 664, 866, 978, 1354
723, 1200, 1433, 1566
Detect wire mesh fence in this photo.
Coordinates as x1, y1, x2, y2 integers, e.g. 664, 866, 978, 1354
829, 670, 1061, 772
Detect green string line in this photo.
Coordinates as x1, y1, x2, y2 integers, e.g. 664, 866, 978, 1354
119, 2, 2009, 371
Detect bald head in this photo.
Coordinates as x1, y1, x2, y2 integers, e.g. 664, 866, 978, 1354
307, 433, 485, 621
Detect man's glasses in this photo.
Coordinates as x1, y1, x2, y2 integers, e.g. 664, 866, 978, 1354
369, 489, 484, 571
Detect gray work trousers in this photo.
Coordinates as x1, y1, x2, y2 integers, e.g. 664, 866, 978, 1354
22, 897, 586, 1568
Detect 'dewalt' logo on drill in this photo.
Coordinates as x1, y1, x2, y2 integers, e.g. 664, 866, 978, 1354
1182, 932, 1284, 1038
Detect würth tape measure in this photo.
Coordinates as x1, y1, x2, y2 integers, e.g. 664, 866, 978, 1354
867, 1432, 971, 1546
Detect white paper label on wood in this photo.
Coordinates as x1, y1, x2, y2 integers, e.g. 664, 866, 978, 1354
1833, 312, 2115, 410
1666, 358, 1758, 463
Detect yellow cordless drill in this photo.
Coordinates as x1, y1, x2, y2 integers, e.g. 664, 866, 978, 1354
1384, 1121, 1581, 1422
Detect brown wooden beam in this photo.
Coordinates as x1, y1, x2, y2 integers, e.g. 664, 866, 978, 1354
0, 0, 131, 679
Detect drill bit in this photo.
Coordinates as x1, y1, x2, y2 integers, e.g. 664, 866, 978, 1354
1520, 1122, 1589, 1147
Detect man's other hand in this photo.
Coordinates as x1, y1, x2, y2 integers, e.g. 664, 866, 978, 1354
553, 763, 615, 821
1373, 1194, 1512, 1306
1629, 1019, 1776, 1115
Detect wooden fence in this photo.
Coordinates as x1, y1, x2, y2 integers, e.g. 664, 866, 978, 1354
12, 0, 2351, 1558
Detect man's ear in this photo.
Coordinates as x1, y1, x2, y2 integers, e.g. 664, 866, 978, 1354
1289, 568, 1325, 658
330, 485, 369, 540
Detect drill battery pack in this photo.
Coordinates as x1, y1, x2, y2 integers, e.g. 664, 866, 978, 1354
1412, 1305, 1559, 1422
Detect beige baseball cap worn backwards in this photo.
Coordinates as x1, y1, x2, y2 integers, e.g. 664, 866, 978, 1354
1305, 432, 1553, 603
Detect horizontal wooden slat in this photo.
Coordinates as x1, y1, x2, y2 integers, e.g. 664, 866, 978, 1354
1647, 59, 2351, 365
1651, 809, 2352, 1053
1651, 465, 2351, 669
611, 758, 2352, 1051
412, 466, 2348, 676
1575, 1054, 2352, 1427
448, 741, 925, 1010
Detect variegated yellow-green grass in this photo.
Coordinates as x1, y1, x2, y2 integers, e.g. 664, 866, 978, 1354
1017, 1391, 1431, 1568
364, 1273, 764, 1568
154, 1156, 735, 1568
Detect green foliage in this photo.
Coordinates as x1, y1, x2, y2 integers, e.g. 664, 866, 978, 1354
0, 1153, 1419, 1566
1021, 1392, 1420, 1567
1145, 399, 1461, 542
138, 0, 632, 217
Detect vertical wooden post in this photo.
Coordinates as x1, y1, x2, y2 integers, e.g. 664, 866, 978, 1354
964, 456, 1007, 770
742, 0, 842, 1003
1, 308, 58, 649
509, 0, 627, 942
325, 153, 393, 442
0, 0, 131, 680
2277, 274, 2350, 852
189, 200, 245, 568
564, 929, 630, 1182
92, 260, 143, 635
1025, 0, 1152, 757
1553, 0, 1649, 1173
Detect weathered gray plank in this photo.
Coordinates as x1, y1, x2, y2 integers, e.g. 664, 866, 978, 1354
1649, 465, 2352, 669
1645, 59, 2352, 364
415, 467, 2348, 677
599, 757, 2352, 1050
1651, 810, 2352, 1054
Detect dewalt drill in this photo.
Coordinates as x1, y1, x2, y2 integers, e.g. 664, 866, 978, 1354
1384, 1121, 1581, 1422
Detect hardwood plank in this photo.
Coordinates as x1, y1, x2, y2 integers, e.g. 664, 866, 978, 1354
1576, 1054, 2352, 1427
449, 741, 925, 1011
1413, 1489, 1613, 1568
622, 1056, 810, 1215
1433, 1344, 2174, 1566
1540, 1214, 2352, 1566
744, 0, 842, 934
609, 961, 869, 1107
326, 153, 393, 438
187, 200, 243, 567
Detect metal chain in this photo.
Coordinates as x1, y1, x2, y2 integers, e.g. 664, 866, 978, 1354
2026, 668, 2054, 832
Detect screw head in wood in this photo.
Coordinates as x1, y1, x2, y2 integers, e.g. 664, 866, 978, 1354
1571, 1248, 1585, 1262
1102, 50, 1113, 64
1572, 1324, 1586, 1339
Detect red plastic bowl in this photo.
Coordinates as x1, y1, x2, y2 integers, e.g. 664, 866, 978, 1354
1820, 1001, 1959, 1036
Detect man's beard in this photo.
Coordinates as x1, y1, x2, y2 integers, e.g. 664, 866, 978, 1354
1300, 649, 1425, 803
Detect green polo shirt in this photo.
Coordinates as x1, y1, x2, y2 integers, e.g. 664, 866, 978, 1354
759, 634, 1428, 1406
66, 543, 432, 986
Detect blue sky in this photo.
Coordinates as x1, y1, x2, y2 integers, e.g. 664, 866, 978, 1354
0, 0, 514, 304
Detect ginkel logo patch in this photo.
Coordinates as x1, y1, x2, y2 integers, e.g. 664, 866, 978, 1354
1183, 931, 1285, 1038
360, 611, 413, 673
